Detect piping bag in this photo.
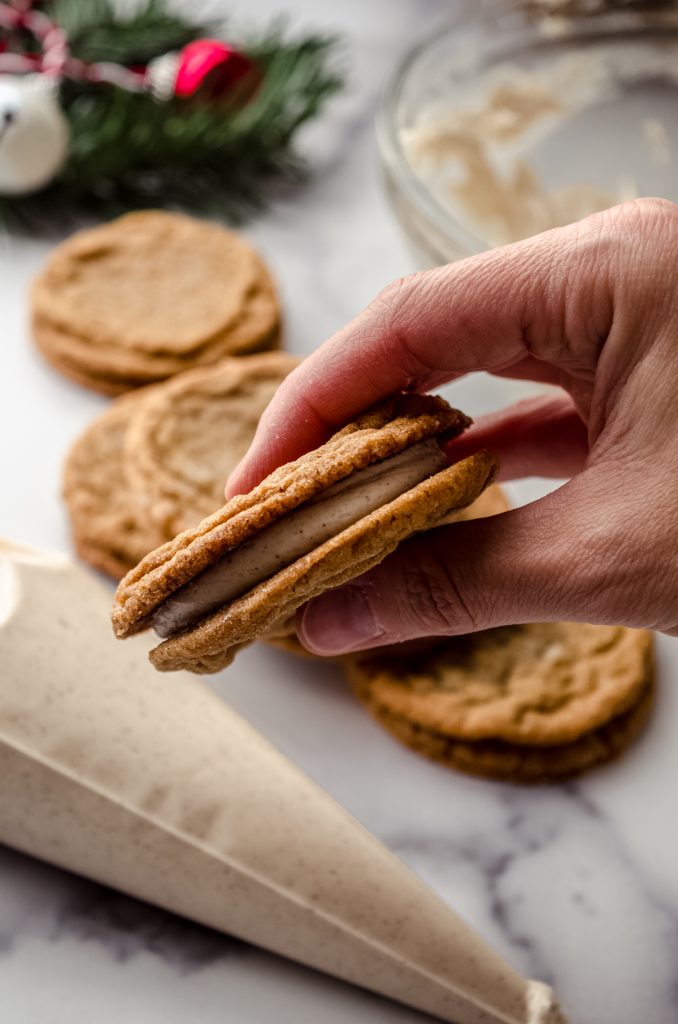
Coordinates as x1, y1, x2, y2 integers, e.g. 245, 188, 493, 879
0, 541, 566, 1024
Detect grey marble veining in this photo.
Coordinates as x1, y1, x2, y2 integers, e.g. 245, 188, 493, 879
1, 1, 677, 1023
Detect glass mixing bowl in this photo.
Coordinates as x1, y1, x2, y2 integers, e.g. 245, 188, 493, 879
378, 4, 678, 267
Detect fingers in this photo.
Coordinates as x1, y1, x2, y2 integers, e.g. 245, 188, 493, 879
444, 392, 589, 480
297, 469, 649, 655
226, 212, 616, 497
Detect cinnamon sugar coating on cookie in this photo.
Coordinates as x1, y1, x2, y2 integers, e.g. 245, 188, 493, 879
112, 393, 473, 637
111, 393, 495, 673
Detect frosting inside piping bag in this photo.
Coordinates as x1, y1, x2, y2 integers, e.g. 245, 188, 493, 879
0, 541, 568, 1024
153, 438, 448, 638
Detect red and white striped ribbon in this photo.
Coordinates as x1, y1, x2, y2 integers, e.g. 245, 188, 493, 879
0, 0, 148, 89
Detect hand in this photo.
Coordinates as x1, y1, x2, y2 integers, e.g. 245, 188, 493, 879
226, 199, 678, 654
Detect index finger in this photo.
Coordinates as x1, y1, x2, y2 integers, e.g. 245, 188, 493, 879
226, 215, 613, 497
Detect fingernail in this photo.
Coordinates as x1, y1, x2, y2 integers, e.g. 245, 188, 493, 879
299, 584, 383, 655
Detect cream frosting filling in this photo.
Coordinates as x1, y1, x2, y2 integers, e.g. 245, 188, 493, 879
152, 439, 448, 638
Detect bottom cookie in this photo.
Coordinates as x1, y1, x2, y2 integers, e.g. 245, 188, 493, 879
35, 329, 145, 396
35, 314, 282, 397
442, 480, 510, 522
359, 676, 654, 784
266, 632, 317, 659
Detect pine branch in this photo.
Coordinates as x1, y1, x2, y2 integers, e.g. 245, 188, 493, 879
0, 14, 345, 233
55, 0, 214, 65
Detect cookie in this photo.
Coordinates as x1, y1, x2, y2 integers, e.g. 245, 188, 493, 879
112, 393, 498, 673
125, 352, 299, 536
63, 390, 166, 580
63, 354, 297, 579
347, 623, 654, 782
451, 482, 510, 521
33, 211, 281, 393
35, 321, 148, 396
348, 623, 653, 745
32, 281, 280, 385
365, 678, 654, 784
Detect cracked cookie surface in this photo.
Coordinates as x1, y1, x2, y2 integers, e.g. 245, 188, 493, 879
63, 354, 296, 579
126, 353, 298, 536
63, 389, 165, 579
348, 622, 654, 746
33, 211, 281, 392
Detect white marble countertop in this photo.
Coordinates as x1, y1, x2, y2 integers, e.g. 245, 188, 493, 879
1, 2, 677, 1022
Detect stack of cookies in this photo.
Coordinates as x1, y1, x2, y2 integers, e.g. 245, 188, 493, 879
33, 211, 281, 395
347, 622, 654, 783
63, 352, 297, 580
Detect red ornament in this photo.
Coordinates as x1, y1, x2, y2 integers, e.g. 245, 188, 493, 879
174, 39, 256, 101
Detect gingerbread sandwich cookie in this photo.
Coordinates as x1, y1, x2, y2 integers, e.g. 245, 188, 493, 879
112, 393, 498, 673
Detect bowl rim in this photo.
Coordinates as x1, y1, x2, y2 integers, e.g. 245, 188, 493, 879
375, 5, 678, 262
376, 17, 489, 258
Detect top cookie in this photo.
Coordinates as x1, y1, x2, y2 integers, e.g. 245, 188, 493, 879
112, 393, 498, 674
125, 352, 300, 536
32, 211, 281, 390
347, 622, 654, 746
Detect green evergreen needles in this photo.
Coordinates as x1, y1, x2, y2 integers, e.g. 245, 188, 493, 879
0, 0, 344, 231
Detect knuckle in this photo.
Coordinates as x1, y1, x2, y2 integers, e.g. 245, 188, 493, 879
588, 197, 678, 319
374, 267, 453, 331
581, 197, 678, 270
602, 196, 678, 236
371, 273, 429, 346
395, 544, 478, 636
608, 197, 678, 267
563, 494, 678, 630
625, 195, 678, 223
369, 270, 445, 385
374, 272, 423, 315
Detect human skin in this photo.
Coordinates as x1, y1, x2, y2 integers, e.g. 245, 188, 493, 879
226, 199, 678, 654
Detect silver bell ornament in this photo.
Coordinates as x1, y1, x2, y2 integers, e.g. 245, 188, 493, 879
0, 76, 69, 195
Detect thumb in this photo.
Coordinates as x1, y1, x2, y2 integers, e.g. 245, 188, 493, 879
297, 470, 638, 654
